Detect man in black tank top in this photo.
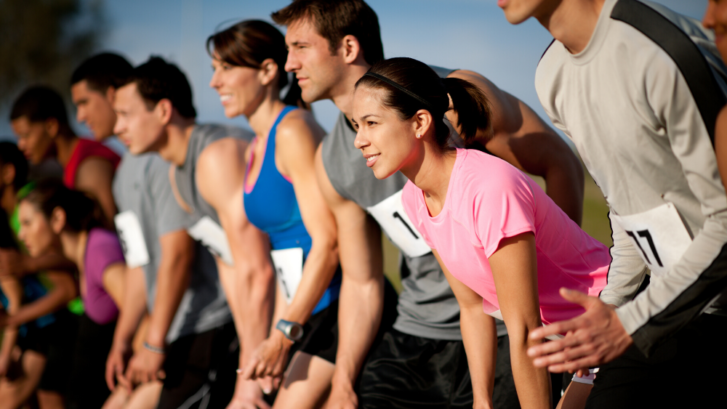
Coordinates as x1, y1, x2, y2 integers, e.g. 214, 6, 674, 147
272, 1, 586, 408
114, 56, 273, 409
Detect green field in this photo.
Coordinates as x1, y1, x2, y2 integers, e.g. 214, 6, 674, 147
383, 168, 612, 292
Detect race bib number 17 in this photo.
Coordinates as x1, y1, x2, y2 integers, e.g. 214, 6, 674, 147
610, 203, 693, 277
366, 190, 432, 258
188, 216, 234, 267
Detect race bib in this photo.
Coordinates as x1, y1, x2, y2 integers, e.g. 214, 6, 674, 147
114, 211, 150, 268
271, 248, 304, 304
610, 203, 693, 277
188, 216, 234, 266
366, 190, 432, 258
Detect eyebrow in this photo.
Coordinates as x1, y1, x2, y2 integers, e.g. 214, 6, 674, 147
360, 114, 379, 120
289, 41, 310, 47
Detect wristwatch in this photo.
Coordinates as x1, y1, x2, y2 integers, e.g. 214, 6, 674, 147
276, 319, 304, 342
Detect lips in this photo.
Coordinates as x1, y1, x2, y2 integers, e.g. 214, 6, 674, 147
364, 153, 380, 168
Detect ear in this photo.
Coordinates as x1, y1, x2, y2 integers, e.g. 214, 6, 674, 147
44, 118, 60, 138
340, 35, 363, 65
1, 164, 15, 187
50, 206, 66, 234
105, 86, 116, 104
258, 58, 279, 87
154, 99, 174, 125
413, 109, 435, 140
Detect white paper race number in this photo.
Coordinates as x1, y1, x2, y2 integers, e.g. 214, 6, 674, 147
271, 248, 304, 304
610, 203, 693, 277
114, 211, 150, 268
366, 190, 432, 258
188, 216, 234, 267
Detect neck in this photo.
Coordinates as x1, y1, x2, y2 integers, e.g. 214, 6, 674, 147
159, 118, 196, 166
62, 230, 88, 269
400, 143, 456, 214
247, 92, 287, 140
537, 0, 605, 54
55, 135, 79, 167
0, 186, 16, 215
331, 63, 371, 119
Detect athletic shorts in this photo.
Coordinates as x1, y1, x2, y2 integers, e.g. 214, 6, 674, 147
16, 312, 77, 393
68, 314, 116, 409
585, 313, 727, 409
157, 321, 238, 409
357, 330, 520, 409
298, 299, 339, 364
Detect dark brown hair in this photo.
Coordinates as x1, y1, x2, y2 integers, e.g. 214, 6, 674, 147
206, 19, 305, 108
10, 86, 70, 126
121, 56, 197, 119
20, 179, 104, 233
271, 0, 384, 66
356, 57, 492, 150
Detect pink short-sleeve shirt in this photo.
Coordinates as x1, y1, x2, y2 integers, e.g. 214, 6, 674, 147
402, 149, 609, 324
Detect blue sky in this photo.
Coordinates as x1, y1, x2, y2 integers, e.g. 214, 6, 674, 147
0, 0, 710, 137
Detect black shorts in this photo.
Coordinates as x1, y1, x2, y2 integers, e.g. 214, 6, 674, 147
16, 312, 77, 393
298, 299, 339, 364
586, 313, 727, 409
357, 330, 520, 409
68, 314, 116, 409
157, 321, 238, 409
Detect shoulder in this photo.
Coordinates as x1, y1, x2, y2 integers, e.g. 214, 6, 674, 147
276, 108, 325, 151
198, 137, 247, 174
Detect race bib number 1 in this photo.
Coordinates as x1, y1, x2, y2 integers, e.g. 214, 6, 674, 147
366, 190, 432, 258
188, 216, 234, 267
114, 211, 150, 268
271, 248, 304, 304
610, 203, 693, 277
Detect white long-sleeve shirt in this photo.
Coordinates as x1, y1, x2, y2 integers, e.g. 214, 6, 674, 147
536, 0, 727, 355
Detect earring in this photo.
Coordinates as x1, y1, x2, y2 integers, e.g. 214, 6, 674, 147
416, 134, 421, 139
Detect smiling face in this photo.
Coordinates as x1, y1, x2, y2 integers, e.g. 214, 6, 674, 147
71, 80, 117, 141
284, 18, 346, 103
113, 83, 165, 155
209, 57, 266, 118
352, 86, 422, 180
498, 0, 559, 25
704, 0, 727, 59
10, 117, 55, 165
18, 200, 57, 257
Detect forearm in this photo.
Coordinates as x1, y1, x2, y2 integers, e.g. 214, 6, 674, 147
599, 214, 649, 307
459, 305, 497, 407
113, 267, 146, 348
22, 253, 75, 276
332, 274, 384, 388
510, 327, 551, 408
9, 275, 76, 326
145, 257, 191, 347
0, 327, 18, 361
282, 241, 338, 324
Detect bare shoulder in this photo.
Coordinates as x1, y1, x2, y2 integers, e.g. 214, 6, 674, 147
197, 137, 247, 206
717, 106, 727, 132
276, 108, 326, 145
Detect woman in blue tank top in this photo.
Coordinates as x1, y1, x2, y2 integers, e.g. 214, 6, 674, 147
208, 20, 341, 408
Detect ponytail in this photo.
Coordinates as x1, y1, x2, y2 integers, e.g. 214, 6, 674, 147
442, 77, 492, 150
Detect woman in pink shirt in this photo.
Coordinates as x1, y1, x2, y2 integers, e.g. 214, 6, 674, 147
351, 57, 610, 409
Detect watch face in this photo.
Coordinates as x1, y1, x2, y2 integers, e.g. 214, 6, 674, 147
288, 324, 303, 340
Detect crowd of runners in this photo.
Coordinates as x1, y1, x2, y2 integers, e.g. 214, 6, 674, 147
0, 0, 726, 408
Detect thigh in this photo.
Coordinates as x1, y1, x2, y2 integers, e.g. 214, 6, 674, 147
358, 330, 470, 409
0, 349, 46, 409
125, 381, 162, 409
273, 352, 335, 409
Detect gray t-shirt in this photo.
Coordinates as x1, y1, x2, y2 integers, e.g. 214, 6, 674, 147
113, 152, 231, 342
322, 66, 507, 339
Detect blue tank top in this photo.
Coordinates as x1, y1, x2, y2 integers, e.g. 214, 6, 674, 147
0, 276, 56, 337
244, 106, 341, 314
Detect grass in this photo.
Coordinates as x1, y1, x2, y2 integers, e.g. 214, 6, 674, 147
382, 167, 612, 292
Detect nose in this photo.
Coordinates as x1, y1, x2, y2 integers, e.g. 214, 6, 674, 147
285, 51, 300, 73
703, 2, 716, 29
353, 127, 370, 150
76, 107, 86, 124
113, 118, 125, 137
209, 68, 221, 89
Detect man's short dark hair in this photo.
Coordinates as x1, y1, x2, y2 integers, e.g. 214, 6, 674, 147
272, 0, 384, 66
122, 56, 197, 119
0, 142, 29, 191
71, 52, 134, 92
10, 86, 69, 126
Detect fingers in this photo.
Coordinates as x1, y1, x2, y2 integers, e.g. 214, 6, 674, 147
105, 361, 117, 391
257, 376, 274, 395
528, 333, 584, 358
559, 288, 596, 308
255, 397, 272, 409
239, 357, 259, 380
528, 318, 580, 342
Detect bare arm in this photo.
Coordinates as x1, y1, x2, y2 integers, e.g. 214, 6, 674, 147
489, 233, 551, 408
107, 266, 146, 390
0, 277, 22, 375
102, 262, 126, 309
0, 248, 75, 278
197, 138, 274, 407
716, 107, 727, 193
7, 271, 77, 326
75, 156, 118, 228
315, 146, 385, 407
432, 250, 497, 409
447, 70, 584, 225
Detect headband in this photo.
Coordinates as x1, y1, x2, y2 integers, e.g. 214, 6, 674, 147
363, 72, 437, 112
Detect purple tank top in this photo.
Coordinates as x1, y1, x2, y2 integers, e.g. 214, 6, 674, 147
83, 228, 124, 324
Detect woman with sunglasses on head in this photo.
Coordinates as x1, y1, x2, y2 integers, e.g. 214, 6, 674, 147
207, 19, 341, 408
351, 57, 610, 409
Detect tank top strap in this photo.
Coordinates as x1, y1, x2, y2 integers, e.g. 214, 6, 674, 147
263, 105, 298, 162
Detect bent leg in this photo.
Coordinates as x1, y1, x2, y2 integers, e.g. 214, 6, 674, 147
0, 349, 46, 409
273, 352, 335, 409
